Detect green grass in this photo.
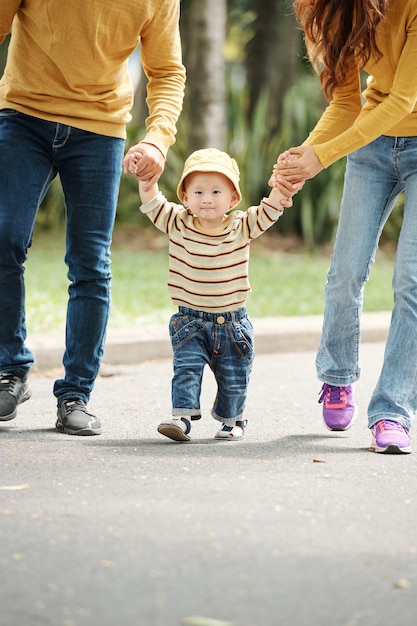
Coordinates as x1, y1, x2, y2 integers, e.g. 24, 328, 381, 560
23, 227, 395, 334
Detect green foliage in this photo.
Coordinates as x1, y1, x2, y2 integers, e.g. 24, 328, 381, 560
224, 72, 346, 248
279, 77, 346, 248
381, 194, 404, 246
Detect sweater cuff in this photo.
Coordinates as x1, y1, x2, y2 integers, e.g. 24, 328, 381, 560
140, 191, 165, 213
261, 198, 284, 214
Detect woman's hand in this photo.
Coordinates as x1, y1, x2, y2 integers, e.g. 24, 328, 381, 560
273, 146, 324, 184
268, 152, 304, 207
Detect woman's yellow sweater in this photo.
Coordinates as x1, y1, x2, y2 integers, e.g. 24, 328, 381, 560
0, 0, 186, 154
304, 0, 417, 167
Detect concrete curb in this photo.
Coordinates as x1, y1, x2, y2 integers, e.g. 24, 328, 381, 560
26, 311, 391, 370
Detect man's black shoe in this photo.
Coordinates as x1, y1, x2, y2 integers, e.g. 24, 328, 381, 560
56, 399, 102, 436
0, 372, 32, 421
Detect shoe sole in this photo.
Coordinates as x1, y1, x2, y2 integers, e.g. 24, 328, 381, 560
214, 431, 244, 441
370, 443, 412, 455
0, 386, 32, 421
157, 423, 190, 442
55, 421, 102, 436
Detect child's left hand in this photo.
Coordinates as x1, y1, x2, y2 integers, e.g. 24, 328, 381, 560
269, 152, 304, 206
269, 152, 296, 186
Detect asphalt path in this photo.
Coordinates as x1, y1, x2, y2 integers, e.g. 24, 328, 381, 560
1, 342, 417, 626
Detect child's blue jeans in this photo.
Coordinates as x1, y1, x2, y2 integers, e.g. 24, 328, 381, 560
169, 306, 254, 424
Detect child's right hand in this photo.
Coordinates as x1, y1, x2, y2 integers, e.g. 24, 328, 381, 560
126, 151, 142, 175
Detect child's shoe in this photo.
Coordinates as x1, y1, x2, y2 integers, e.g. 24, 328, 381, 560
215, 419, 247, 441
157, 417, 191, 442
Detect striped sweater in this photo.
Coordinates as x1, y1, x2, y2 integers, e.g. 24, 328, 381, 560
140, 192, 284, 313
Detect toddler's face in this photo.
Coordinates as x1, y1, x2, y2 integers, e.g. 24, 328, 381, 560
182, 171, 239, 229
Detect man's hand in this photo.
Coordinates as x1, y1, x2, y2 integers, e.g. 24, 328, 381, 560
125, 151, 142, 175
123, 142, 166, 189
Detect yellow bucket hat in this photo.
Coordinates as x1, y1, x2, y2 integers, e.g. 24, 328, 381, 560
176, 148, 242, 206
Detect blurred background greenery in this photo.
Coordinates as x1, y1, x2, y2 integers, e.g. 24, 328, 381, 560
0, 0, 399, 332
0, 0, 404, 248
24, 230, 394, 334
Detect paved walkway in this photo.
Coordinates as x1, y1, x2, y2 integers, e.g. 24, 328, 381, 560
1, 324, 417, 626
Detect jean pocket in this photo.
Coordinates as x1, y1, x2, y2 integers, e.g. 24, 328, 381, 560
229, 317, 254, 361
169, 314, 208, 349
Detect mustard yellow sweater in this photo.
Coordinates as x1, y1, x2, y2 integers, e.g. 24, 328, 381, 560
0, 0, 186, 153
304, 0, 417, 168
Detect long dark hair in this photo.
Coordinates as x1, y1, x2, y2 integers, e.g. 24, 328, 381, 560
294, 0, 389, 99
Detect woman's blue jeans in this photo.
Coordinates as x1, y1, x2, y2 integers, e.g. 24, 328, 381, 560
316, 135, 417, 431
169, 307, 255, 424
0, 110, 124, 403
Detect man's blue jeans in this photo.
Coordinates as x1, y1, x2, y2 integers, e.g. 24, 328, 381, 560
0, 109, 124, 403
170, 307, 254, 424
316, 135, 417, 431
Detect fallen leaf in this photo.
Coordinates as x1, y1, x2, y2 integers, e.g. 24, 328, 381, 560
183, 617, 234, 626
0, 483, 30, 491
394, 578, 410, 589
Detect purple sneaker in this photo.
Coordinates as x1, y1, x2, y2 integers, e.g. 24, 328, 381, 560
318, 384, 357, 431
370, 420, 411, 454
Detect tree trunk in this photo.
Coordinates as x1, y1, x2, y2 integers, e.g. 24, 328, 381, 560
181, 0, 227, 153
